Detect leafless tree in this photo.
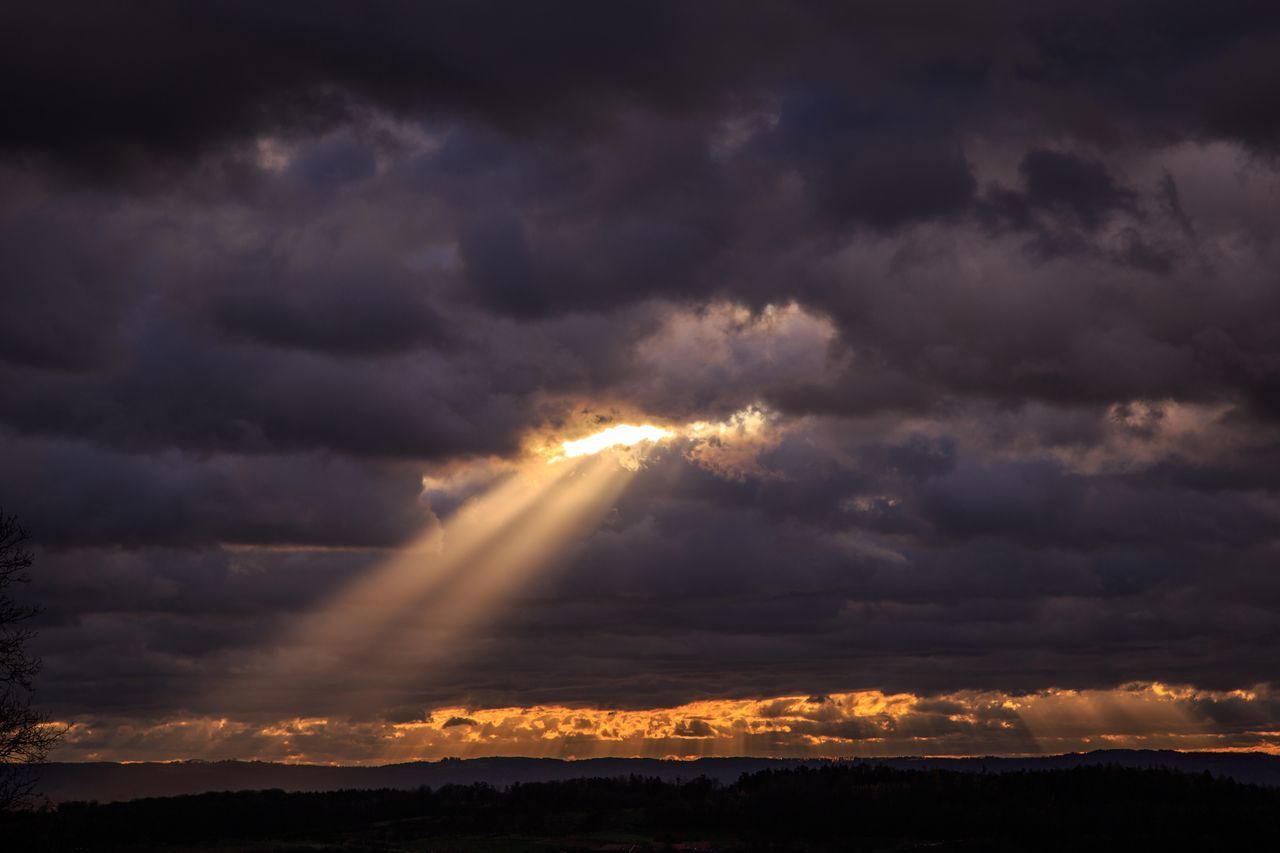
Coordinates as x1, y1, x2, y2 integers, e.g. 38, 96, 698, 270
1, 510, 61, 810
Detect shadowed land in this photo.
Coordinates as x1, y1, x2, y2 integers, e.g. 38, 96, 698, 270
5, 761, 1279, 852
28, 749, 1280, 804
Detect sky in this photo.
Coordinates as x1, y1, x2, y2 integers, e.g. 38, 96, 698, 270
3, 1, 1280, 763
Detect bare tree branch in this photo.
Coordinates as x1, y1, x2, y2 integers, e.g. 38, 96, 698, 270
0, 509, 63, 811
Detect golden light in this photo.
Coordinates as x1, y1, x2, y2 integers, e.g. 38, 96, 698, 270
227, 451, 637, 715
557, 423, 675, 461
61, 682, 1280, 764
224, 406, 776, 717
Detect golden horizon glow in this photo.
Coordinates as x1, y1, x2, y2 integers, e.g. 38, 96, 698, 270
52, 682, 1280, 765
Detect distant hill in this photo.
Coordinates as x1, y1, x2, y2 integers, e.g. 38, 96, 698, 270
33, 749, 1280, 803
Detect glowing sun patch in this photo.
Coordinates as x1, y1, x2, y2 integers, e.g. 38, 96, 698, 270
559, 424, 675, 460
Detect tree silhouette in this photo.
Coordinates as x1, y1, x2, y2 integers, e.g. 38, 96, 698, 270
1, 510, 61, 810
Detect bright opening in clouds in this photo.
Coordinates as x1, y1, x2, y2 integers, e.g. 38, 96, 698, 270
558, 424, 675, 460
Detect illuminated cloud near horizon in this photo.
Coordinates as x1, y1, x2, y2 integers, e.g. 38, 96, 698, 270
50, 683, 1280, 764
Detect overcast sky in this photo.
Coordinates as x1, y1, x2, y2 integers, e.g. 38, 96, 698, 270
4, 1, 1280, 761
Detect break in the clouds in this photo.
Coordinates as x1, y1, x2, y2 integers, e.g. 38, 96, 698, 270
3, 2, 1280, 760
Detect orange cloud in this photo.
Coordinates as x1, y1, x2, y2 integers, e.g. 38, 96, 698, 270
51, 682, 1280, 765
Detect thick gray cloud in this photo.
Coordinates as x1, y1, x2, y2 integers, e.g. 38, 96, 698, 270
2, 1, 1279, 754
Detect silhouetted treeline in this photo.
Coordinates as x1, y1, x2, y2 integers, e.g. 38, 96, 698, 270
5, 763, 1279, 851
31, 750, 1280, 803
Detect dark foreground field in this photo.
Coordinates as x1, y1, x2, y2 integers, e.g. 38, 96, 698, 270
6, 764, 1278, 852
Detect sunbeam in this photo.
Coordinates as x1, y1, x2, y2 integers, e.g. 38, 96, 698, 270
227, 451, 637, 715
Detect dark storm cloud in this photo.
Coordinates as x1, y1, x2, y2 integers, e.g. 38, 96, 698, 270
978, 149, 1138, 245
6, 2, 1280, 181
764, 91, 978, 231
0, 334, 529, 459
0, 188, 143, 369
3, 0, 1280, 748
0, 431, 429, 548
209, 249, 451, 355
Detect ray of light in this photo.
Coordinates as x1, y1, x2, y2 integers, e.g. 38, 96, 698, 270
226, 452, 635, 715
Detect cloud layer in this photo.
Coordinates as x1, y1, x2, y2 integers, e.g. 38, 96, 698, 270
3, 2, 1280, 760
